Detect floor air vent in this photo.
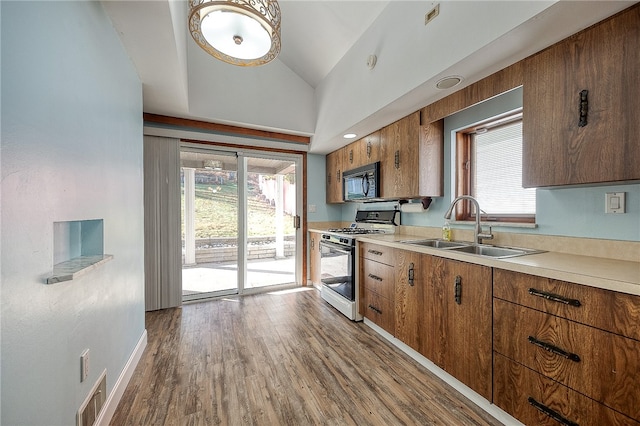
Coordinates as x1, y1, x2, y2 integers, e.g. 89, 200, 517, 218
77, 370, 106, 426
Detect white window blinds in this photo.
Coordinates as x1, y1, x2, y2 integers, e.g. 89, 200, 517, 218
472, 120, 536, 215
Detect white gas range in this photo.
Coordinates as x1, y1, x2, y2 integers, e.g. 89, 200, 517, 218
319, 210, 399, 320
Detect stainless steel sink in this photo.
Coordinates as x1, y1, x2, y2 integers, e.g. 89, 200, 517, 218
448, 244, 543, 258
399, 239, 471, 249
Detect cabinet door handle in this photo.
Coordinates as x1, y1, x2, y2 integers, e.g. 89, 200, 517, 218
368, 249, 383, 256
368, 304, 382, 314
527, 397, 579, 426
311, 238, 314, 250
349, 150, 353, 163
408, 262, 415, 286
528, 288, 581, 307
454, 275, 462, 305
528, 336, 581, 363
337, 169, 341, 182
394, 150, 400, 169
327, 173, 331, 185
366, 141, 372, 158
578, 89, 588, 127
368, 273, 383, 282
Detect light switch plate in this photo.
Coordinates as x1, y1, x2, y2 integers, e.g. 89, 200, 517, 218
605, 192, 625, 214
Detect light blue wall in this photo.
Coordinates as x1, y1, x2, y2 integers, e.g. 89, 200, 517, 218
1, 2, 145, 424
307, 154, 341, 222
332, 87, 640, 242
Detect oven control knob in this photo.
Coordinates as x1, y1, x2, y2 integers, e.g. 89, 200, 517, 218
340, 238, 349, 244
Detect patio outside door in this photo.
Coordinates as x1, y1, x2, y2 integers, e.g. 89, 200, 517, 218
180, 147, 301, 301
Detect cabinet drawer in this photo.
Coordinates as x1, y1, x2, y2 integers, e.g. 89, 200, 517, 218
494, 298, 640, 420
363, 290, 394, 335
494, 353, 639, 426
361, 259, 394, 299
494, 269, 640, 341
360, 242, 395, 265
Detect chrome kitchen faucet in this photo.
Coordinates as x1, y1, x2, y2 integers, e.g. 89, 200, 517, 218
444, 195, 494, 245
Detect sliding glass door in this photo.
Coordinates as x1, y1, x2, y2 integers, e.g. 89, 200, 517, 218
180, 150, 239, 300
244, 155, 298, 291
180, 146, 301, 301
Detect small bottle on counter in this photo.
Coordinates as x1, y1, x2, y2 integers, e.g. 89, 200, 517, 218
442, 220, 451, 241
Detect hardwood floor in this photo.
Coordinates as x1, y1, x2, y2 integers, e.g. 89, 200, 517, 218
111, 288, 502, 425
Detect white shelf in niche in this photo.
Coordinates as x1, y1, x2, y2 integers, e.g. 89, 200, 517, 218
47, 219, 111, 284
46, 254, 114, 284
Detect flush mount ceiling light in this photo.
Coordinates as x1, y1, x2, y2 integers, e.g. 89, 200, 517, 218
189, 0, 281, 67
343, 133, 357, 139
436, 75, 463, 90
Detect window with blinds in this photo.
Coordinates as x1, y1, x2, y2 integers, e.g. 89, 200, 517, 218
456, 112, 535, 222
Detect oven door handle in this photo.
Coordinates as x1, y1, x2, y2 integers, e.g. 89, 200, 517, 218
319, 240, 353, 255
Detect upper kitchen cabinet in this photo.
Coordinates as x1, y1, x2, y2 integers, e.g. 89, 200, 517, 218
343, 131, 381, 170
326, 149, 344, 203
522, 4, 640, 188
380, 112, 444, 199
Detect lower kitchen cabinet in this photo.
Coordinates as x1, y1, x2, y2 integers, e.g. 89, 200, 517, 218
494, 354, 639, 426
493, 269, 640, 424
394, 249, 426, 352
309, 231, 322, 286
428, 257, 493, 400
359, 243, 396, 334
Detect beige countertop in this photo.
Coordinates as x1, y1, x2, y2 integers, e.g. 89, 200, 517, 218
339, 232, 640, 297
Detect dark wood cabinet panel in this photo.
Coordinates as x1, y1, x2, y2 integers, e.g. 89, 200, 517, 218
427, 257, 493, 400
494, 298, 640, 420
494, 269, 640, 341
360, 242, 396, 266
325, 149, 343, 203
394, 250, 425, 352
494, 354, 639, 426
343, 131, 380, 170
380, 112, 421, 199
362, 259, 394, 300
309, 231, 322, 286
522, 4, 640, 187
363, 284, 395, 334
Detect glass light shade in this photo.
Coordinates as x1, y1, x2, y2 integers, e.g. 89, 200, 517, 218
189, 0, 281, 67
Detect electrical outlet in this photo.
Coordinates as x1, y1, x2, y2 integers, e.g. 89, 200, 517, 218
308, 204, 317, 213
80, 349, 90, 382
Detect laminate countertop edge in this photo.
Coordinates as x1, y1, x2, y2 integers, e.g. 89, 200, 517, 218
354, 234, 640, 297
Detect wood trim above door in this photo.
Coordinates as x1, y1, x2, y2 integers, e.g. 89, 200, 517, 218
144, 113, 311, 145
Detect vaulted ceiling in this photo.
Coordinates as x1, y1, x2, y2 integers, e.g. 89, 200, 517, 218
103, 1, 634, 153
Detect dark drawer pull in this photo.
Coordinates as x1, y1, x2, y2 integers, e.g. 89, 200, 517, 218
368, 249, 383, 256
528, 288, 581, 307
528, 336, 581, 363
454, 275, 462, 305
368, 273, 383, 282
578, 89, 588, 127
408, 263, 415, 286
368, 304, 382, 314
528, 397, 579, 426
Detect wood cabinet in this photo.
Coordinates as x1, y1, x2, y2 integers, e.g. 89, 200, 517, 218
522, 4, 640, 187
325, 149, 344, 203
427, 257, 493, 400
380, 112, 443, 199
493, 269, 640, 424
394, 249, 426, 352
308, 231, 322, 286
343, 131, 380, 170
359, 243, 395, 334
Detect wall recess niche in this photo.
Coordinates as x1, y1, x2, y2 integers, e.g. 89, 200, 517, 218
46, 219, 113, 284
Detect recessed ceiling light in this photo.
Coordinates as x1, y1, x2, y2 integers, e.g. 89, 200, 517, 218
343, 133, 357, 139
436, 75, 463, 90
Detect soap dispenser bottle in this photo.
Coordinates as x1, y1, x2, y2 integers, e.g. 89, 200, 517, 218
442, 220, 451, 241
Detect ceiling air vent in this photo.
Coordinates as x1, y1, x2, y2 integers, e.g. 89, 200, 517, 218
425, 4, 440, 26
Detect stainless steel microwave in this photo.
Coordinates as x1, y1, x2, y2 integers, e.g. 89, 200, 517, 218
343, 162, 380, 201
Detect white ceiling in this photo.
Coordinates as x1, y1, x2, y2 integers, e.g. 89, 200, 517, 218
102, 1, 635, 154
